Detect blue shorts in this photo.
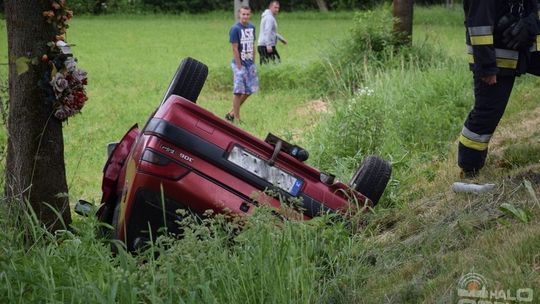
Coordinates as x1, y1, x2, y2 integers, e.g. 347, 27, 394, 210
231, 63, 259, 95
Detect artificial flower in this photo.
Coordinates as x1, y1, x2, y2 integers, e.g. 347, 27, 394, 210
42, 0, 88, 121
72, 68, 87, 83
56, 40, 72, 54
51, 73, 69, 94
43, 10, 54, 18
73, 91, 88, 108
64, 57, 77, 72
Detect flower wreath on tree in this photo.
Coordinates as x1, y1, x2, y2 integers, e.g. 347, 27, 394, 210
41, 0, 88, 121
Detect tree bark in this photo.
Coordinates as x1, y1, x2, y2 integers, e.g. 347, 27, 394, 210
5, 0, 71, 231
392, 0, 414, 46
234, 0, 250, 21
315, 0, 329, 12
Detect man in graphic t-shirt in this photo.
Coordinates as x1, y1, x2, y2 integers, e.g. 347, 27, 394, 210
225, 6, 259, 123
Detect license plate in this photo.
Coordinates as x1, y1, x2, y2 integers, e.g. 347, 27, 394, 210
227, 145, 303, 196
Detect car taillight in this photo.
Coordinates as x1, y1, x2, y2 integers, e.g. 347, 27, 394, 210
139, 149, 190, 180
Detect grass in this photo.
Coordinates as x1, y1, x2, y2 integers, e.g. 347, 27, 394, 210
0, 204, 356, 303
306, 6, 540, 206
0, 12, 355, 200
2, 6, 540, 303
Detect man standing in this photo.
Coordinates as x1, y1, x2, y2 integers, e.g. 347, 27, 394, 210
226, 6, 259, 123
258, 1, 288, 65
459, 0, 539, 177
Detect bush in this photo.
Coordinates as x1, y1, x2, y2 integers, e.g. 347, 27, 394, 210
45, 0, 400, 15
305, 58, 472, 205
141, 0, 231, 13
328, 0, 390, 10
299, 6, 472, 205
67, 0, 141, 14
305, 7, 431, 97
68, 0, 106, 14
349, 8, 397, 56
0, 0, 455, 15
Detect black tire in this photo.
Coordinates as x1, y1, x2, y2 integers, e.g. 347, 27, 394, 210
161, 57, 208, 104
350, 155, 392, 205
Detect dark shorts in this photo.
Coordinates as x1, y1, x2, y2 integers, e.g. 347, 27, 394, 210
258, 46, 281, 65
231, 63, 259, 95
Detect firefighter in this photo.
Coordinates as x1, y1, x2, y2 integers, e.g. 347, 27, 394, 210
459, 0, 540, 177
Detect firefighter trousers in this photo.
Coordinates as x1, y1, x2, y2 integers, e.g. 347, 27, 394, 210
458, 75, 516, 172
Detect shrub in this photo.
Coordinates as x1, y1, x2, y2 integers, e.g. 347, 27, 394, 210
67, 0, 142, 14
141, 0, 231, 14
302, 5, 470, 204
304, 6, 446, 97
349, 8, 397, 57
305, 58, 472, 206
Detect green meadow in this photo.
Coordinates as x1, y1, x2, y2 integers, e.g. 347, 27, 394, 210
19, 12, 355, 201
2, 6, 540, 303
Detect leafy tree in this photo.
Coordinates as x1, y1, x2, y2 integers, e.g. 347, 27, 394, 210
4, 0, 71, 231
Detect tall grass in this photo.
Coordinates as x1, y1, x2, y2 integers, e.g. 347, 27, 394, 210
298, 7, 464, 204
2, 6, 540, 304
306, 58, 474, 204
0, 202, 360, 303
304, 6, 540, 205
4, 177, 539, 303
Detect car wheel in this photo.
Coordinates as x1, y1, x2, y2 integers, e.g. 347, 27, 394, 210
161, 57, 208, 104
350, 155, 392, 205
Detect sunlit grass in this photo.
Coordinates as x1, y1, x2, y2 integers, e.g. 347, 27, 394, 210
2, 7, 540, 303
0, 13, 354, 200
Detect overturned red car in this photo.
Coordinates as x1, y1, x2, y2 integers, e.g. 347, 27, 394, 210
89, 58, 391, 251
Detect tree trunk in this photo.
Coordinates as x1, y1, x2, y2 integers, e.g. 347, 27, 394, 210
234, 0, 249, 21
315, 0, 329, 12
5, 0, 71, 231
392, 0, 414, 46
446, 0, 454, 9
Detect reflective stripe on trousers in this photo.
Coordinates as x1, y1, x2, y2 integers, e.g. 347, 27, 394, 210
458, 75, 516, 171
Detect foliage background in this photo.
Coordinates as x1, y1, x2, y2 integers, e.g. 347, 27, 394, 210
2, 3, 540, 304
0, 0, 456, 14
